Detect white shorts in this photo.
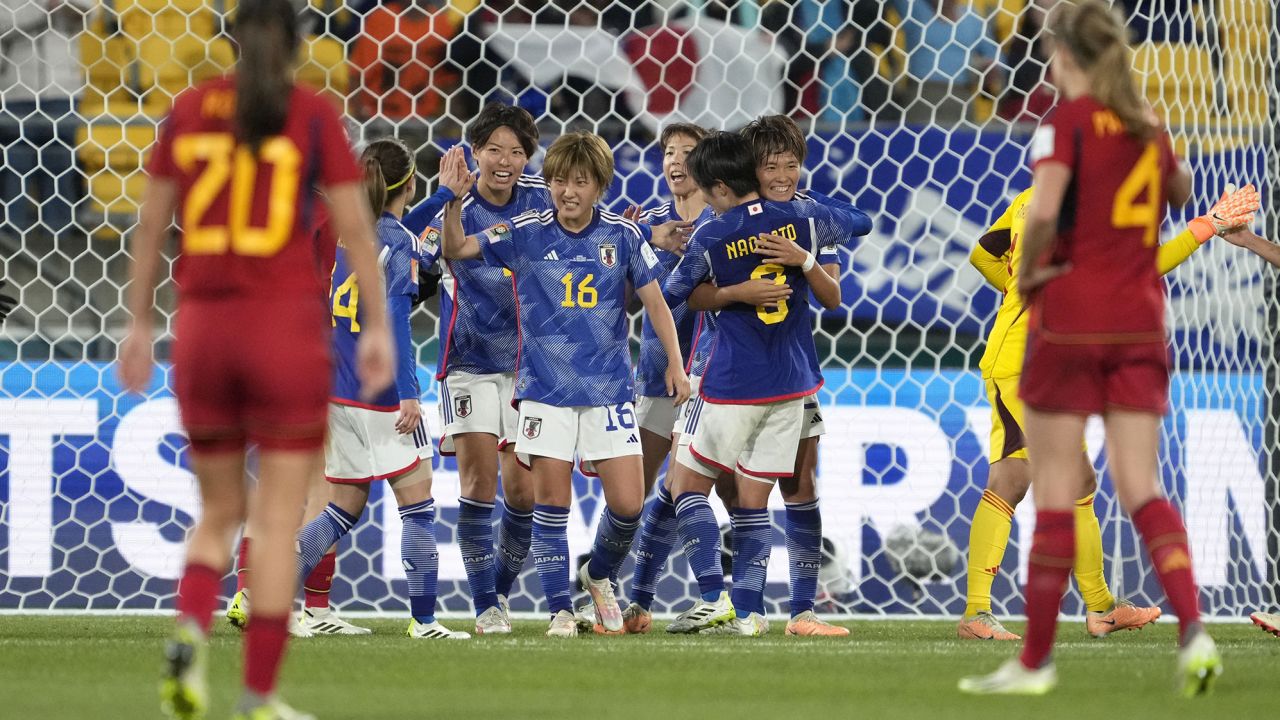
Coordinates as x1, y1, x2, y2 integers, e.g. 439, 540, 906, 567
635, 393, 683, 437
514, 400, 643, 475
802, 394, 826, 439
674, 374, 704, 447
676, 397, 804, 482
439, 371, 519, 455
325, 403, 432, 484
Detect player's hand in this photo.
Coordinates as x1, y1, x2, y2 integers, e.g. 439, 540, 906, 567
650, 220, 692, 255
754, 233, 810, 267
117, 323, 154, 394
665, 363, 691, 405
622, 204, 643, 222
1018, 262, 1071, 301
355, 322, 395, 401
0, 279, 15, 325
1192, 183, 1260, 238
727, 278, 792, 306
395, 398, 422, 435
440, 146, 475, 198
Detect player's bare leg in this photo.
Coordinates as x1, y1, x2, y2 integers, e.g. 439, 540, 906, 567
163, 449, 248, 720
640, 428, 672, 496
779, 438, 847, 637
1105, 410, 1219, 696
455, 432, 512, 634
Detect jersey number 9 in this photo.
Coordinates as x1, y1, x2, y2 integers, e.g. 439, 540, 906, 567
750, 262, 789, 325
173, 133, 302, 257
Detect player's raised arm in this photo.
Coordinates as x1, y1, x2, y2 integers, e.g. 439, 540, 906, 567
1224, 228, 1280, 268
1156, 183, 1261, 274
400, 145, 473, 236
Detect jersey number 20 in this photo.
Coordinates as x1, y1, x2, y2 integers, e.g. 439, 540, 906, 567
173, 133, 302, 257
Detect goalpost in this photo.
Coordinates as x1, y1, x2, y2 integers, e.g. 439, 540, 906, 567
0, 0, 1275, 620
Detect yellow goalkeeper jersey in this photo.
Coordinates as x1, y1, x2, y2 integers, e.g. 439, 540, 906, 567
973, 187, 1206, 380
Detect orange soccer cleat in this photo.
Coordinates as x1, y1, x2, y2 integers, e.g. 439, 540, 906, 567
957, 612, 1021, 641
785, 610, 851, 637
1085, 599, 1161, 638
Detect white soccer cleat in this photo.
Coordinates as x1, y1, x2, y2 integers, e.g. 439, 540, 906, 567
703, 612, 769, 637
573, 601, 598, 633
226, 589, 249, 631
160, 620, 209, 720
546, 609, 579, 638
288, 614, 314, 638
407, 618, 471, 640
958, 657, 1057, 695
231, 693, 317, 720
578, 563, 623, 633
665, 591, 735, 634
1178, 629, 1223, 698
475, 606, 512, 635
297, 608, 372, 636
497, 594, 511, 622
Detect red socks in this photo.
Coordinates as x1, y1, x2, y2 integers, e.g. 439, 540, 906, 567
245, 614, 290, 696
1133, 498, 1201, 639
234, 537, 251, 593
304, 551, 336, 610
176, 563, 222, 635
1019, 511, 1074, 670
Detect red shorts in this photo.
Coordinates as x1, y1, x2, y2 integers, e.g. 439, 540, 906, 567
1020, 335, 1170, 416
172, 296, 330, 454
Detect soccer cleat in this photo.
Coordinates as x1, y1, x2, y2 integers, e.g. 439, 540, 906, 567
958, 658, 1057, 695
578, 563, 623, 633
497, 594, 512, 626
546, 609, 579, 638
1250, 611, 1280, 638
785, 610, 850, 637
231, 693, 316, 720
159, 620, 209, 720
407, 619, 471, 640
623, 603, 653, 634
297, 607, 373, 636
288, 614, 314, 639
227, 590, 249, 630
573, 601, 598, 633
1178, 629, 1223, 698
665, 592, 735, 634
1085, 598, 1161, 638
475, 606, 512, 635
703, 612, 769, 637
956, 612, 1021, 641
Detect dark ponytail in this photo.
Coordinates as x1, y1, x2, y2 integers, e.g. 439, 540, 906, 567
361, 138, 415, 215
231, 0, 301, 154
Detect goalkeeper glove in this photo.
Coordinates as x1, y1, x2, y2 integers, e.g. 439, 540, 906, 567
1188, 183, 1260, 242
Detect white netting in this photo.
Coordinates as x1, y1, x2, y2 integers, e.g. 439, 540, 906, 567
0, 0, 1276, 618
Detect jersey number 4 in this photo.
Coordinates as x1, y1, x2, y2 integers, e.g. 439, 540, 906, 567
1112, 143, 1163, 247
331, 272, 359, 331
173, 133, 302, 257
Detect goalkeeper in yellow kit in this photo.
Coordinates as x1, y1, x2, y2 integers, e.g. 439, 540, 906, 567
960, 183, 1261, 640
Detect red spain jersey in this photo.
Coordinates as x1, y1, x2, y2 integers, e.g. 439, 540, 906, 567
147, 76, 362, 300
1027, 95, 1178, 342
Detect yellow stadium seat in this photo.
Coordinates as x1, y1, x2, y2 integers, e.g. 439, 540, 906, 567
297, 35, 349, 98
1132, 42, 1214, 129
81, 8, 140, 117
76, 120, 157, 233
118, 0, 228, 115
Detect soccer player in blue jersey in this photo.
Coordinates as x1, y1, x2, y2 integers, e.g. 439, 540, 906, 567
441, 131, 690, 637
401, 103, 549, 634
293, 140, 474, 641
662, 131, 845, 636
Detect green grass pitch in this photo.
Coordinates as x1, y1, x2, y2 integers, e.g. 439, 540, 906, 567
3, 616, 1277, 719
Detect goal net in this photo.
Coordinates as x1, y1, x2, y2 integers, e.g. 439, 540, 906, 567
1, 0, 1276, 619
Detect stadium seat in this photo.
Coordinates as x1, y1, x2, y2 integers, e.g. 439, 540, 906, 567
80, 6, 140, 117
1133, 42, 1214, 129
297, 35, 349, 98
75, 120, 156, 236
116, 0, 232, 115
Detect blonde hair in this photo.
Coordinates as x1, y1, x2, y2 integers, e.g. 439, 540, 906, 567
542, 132, 614, 196
1050, 0, 1154, 140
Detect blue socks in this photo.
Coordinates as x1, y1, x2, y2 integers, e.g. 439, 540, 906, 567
629, 483, 677, 610
400, 499, 440, 623
532, 504, 572, 614
296, 503, 358, 582
730, 507, 771, 618
457, 497, 498, 615
587, 508, 641, 581
675, 492, 723, 601
495, 504, 534, 598
785, 500, 822, 617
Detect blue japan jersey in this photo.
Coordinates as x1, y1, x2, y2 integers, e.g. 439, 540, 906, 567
330, 213, 422, 409
634, 202, 714, 397
418, 176, 553, 379
477, 208, 664, 407
663, 199, 844, 405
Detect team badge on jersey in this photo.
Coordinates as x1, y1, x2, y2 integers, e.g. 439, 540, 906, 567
523, 417, 542, 439
454, 395, 472, 418
599, 242, 618, 268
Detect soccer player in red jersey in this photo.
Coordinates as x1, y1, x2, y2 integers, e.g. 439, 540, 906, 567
117, 2, 393, 718
961, 0, 1221, 697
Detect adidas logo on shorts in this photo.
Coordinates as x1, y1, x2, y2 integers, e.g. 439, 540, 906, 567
627, 434, 638, 443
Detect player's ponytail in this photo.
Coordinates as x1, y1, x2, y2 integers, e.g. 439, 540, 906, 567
231, 0, 301, 154
361, 138, 415, 215
1051, 0, 1154, 141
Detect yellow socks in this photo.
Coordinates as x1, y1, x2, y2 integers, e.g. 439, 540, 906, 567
1073, 493, 1116, 612
964, 489, 1015, 617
